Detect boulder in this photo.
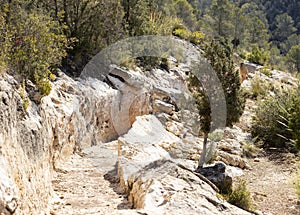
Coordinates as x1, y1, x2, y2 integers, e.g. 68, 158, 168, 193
165, 120, 184, 137
196, 163, 233, 194
117, 116, 253, 215
217, 151, 247, 169
153, 100, 175, 114
243, 62, 263, 74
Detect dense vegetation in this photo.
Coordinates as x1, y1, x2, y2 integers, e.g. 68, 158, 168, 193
252, 84, 300, 152
1, 0, 300, 79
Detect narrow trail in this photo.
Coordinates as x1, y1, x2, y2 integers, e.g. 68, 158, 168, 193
237, 100, 300, 215
50, 141, 138, 215
49, 98, 300, 215
242, 156, 299, 215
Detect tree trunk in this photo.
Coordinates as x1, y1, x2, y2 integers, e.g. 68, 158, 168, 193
197, 132, 208, 170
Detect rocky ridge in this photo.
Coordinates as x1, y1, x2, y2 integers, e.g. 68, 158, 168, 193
0, 54, 298, 214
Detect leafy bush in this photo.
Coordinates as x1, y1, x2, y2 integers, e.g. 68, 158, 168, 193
189, 39, 246, 168
35, 75, 52, 97
251, 84, 300, 151
250, 74, 272, 99
173, 28, 192, 40
242, 141, 260, 158
226, 179, 253, 211
259, 67, 271, 77
20, 81, 29, 110
173, 28, 205, 45
286, 44, 300, 73
247, 45, 270, 66
190, 31, 205, 45
1, 5, 67, 96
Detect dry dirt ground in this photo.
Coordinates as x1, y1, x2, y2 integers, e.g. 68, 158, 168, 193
241, 154, 300, 215
50, 142, 141, 215
238, 100, 300, 215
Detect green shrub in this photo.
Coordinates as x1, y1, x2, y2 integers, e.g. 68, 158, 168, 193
20, 81, 29, 111
259, 67, 271, 77
172, 28, 205, 45
190, 31, 205, 45
242, 141, 260, 158
35, 76, 52, 97
226, 179, 253, 211
1, 5, 67, 97
250, 74, 271, 99
173, 28, 191, 40
247, 45, 270, 66
251, 84, 300, 151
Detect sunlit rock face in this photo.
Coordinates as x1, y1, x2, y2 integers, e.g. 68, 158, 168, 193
0, 63, 190, 214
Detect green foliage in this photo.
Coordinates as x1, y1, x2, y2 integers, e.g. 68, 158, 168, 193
259, 67, 271, 77
172, 28, 205, 45
189, 39, 246, 134
286, 44, 300, 73
208, 0, 234, 38
249, 74, 270, 99
35, 76, 52, 97
0, 2, 67, 96
242, 141, 260, 158
173, 28, 191, 40
20, 81, 29, 110
171, 0, 197, 29
188, 39, 245, 169
203, 40, 245, 127
247, 45, 270, 66
273, 13, 297, 43
225, 179, 253, 211
190, 31, 205, 45
251, 84, 300, 151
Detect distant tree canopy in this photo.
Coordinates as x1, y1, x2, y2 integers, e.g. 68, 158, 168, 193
1, 0, 300, 83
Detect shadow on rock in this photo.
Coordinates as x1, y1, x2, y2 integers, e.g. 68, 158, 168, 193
103, 162, 133, 210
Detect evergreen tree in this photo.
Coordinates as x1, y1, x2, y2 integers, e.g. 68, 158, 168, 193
286, 44, 300, 73
273, 13, 297, 43
207, 0, 234, 38
189, 40, 245, 169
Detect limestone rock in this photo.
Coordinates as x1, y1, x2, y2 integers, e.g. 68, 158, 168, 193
165, 120, 184, 137
217, 151, 247, 169
117, 116, 253, 215
0, 164, 18, 214
153, 100, 174, 114
243, 62, 263, 74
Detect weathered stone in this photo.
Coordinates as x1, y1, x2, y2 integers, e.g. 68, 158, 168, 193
165, 120, 184, 137
217, 151, 247, 169
0, 164, 18, 215
243, 62, 263, 73
153, 100, 175, 114
118, 123, 253, 215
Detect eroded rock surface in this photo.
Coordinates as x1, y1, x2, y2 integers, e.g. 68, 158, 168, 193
117, 115, 253, 215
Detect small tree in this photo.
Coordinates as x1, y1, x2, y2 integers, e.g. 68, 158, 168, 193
189, 39, 245, 170
1, 2, 68, 96
286, 44, 300, 73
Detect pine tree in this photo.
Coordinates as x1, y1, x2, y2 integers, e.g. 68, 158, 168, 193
189, 39, 245, 169
208, 0, 234, 38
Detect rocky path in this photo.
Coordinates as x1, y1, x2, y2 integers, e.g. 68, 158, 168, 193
242, 156, 299, 215
50, 141, 139, 215
236, 99, 300, 215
